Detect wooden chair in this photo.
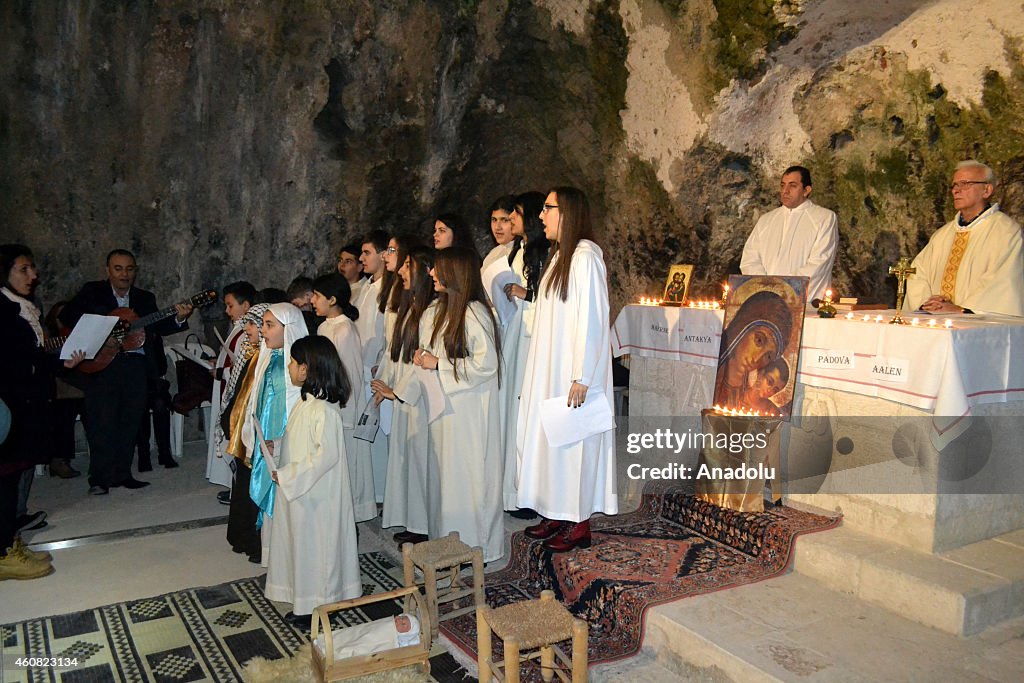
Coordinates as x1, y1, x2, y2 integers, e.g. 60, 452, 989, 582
401, 532, 485, 641
477, 590, 588, 683
310, 585, 431, 682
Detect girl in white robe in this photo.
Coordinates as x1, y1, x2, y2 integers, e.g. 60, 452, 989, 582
372, 247, 436, 543
311, 274, 375, 522
416, 247, 505, 562
517, 187, 618, 553
266, 335, 361, 621
499, 191, 549, 516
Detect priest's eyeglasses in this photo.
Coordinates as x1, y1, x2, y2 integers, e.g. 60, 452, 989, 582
950, 180, 989, 191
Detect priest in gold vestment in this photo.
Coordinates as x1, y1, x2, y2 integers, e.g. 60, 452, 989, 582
904, 160, 1024, 317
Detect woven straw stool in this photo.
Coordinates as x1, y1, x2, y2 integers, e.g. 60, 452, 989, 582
477, 590, 588, 683
401, 532, 485, 640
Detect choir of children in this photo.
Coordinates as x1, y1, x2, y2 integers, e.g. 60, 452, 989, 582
211, 187, 616, 624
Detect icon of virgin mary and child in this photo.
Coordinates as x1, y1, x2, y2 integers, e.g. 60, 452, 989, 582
713, 277, 808, 418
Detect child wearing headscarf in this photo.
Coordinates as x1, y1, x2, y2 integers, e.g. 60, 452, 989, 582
224, 302, 270, 562
241, 302, 308, 566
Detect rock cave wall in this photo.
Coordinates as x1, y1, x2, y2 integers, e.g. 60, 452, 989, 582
2, 0, 1023, 320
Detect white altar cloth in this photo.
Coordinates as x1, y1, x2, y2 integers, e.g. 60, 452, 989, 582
612, 305, 1024, 420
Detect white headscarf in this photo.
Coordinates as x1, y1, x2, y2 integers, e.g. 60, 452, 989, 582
2, 286, 44, 346
240, 303, 309, 453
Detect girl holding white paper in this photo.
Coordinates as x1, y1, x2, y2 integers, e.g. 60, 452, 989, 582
415, 247, 505, 562
517, 186, 618, 553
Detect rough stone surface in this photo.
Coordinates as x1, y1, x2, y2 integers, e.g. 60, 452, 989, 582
2, 0, 1024, 319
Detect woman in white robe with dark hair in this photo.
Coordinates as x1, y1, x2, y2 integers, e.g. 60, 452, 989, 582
416, 247, 504, 562
517, 186, 618, 553
371, 246, 436, 545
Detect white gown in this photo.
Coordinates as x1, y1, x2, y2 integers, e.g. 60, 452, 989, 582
265, 397, 361, 615
353, 277, 389, 499
740, 200, 839, 301
378, 311, 433, 535
904, 205, 1024, 316
318, 315, 376, 522
499, 247, 532, 509
517, 239, 618, 522
423, 301, 505, 562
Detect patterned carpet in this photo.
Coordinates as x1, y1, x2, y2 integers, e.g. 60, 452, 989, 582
0, 552, 465, 683
440, 484, 841, 678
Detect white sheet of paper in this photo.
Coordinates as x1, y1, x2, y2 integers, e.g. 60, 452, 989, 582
481, 256, 521, 327
540, 394, 615, 448
60, 314, 119, 360
169, 343, 215, 370
416, 366, 451, 423
353, 395, 381, 443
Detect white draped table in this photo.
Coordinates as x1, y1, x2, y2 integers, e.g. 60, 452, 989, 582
611, 304, 1024, 552
612, 304, 1024, 423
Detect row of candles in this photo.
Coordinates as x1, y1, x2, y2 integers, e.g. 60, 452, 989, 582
639, 286, 956, 328
843, 312, 953, 328
710, 404, 781, 418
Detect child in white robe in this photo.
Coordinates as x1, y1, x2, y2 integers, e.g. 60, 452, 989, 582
311, 273, 375, 522
266, 335, 361, 627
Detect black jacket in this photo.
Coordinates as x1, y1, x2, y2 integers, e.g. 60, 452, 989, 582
0, 296, 61, 471
59, 280, 187, 378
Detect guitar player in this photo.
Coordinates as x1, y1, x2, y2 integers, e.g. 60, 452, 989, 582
60, 249, 194, 495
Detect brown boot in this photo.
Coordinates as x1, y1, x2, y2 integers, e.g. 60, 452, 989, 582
543, 520, 592, 553
13, 537, 52, 562
0, 546, 54, 581
49, 458, 82, 479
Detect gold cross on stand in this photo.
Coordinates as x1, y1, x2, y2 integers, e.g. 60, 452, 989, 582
889, 257, 916, 325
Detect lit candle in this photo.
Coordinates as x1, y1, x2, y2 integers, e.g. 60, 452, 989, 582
911, 318, 919, 326
845, 312, 854, 320
874, 315, 883, 323
943, 319, 953, 329
928, 319, 937, 327
825, 289, 833, 303
863, 314, 871, 322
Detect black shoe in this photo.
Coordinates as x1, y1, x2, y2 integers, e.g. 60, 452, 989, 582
284, 612, 311, 630
88, 485, 110, 496
50, 459, 82, 479
138, 458, 153, 473
247, 552, 261, 564
508, 507, 538, 520
160, 456, 179, 469
115, 477, 151, 489
217, 490, 231, 505
16, 511, 48, 531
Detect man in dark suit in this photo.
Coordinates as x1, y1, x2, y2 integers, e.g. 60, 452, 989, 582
60, 249, 194, 494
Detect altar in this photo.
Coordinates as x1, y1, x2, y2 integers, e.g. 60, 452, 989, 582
612, 304, 1024, 553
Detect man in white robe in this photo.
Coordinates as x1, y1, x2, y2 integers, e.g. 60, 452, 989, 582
354, 232, 389, 499
740, 165, 839, 301
904, 160, 1024, 317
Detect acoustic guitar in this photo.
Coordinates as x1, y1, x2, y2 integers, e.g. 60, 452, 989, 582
45, 289, 218, 373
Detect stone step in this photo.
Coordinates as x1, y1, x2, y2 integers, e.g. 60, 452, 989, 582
591, 650, 722, 683
792, 525, 1024, 635
643, 572, 1024, 682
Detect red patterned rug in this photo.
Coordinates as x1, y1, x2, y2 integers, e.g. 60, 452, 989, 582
439, 484, 840, 676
